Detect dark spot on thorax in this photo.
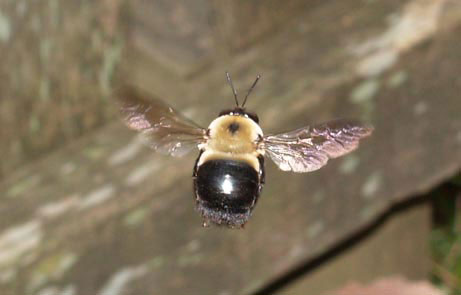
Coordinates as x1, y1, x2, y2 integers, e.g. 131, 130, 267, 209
228, 122, 240, 134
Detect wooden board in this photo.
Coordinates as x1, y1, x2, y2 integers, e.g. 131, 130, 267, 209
0, 0, 460, 294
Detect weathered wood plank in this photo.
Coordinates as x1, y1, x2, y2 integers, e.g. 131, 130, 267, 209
0, 0, 460, 295
209, 0, 320, 54
127, 0, 316, 80
130, 0, 215, 77
280, 203, 432, 295
0, 0, 126, 180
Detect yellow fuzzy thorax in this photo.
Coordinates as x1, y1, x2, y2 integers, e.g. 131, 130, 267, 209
206, 115, 263, 154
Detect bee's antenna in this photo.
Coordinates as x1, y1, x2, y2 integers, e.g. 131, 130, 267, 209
226, 72, 239, 107
241, 74, 261, 108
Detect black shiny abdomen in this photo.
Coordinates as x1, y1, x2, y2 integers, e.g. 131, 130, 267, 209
194, 158, 263, 227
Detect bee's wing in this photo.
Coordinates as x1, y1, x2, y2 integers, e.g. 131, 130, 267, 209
263, 119, 373, 173
118, 87, 207, 157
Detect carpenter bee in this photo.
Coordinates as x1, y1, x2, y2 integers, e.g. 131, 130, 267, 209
118, 73, 373, 228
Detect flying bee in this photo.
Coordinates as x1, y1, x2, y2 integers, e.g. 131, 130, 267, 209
118, 73, 373, 228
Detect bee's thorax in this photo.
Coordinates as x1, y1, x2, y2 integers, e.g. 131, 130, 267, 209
206, 115, 263, 154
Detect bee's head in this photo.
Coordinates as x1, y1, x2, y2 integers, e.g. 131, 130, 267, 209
218, 107, 259, 124
223, 72, 261, 124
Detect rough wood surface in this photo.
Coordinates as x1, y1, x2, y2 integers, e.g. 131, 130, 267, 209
280, 204, 432, 295
0, 0, 126, 180
209, 0, 317, 54
128, 0, 313, 80
1, 0, 461, 295
0, 0, 319, 178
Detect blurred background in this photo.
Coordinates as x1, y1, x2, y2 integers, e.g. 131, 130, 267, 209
0, 0, 460, 294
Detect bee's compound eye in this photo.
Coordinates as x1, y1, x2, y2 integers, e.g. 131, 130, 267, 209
219, 109, 234, 117
246, 112, 259, 124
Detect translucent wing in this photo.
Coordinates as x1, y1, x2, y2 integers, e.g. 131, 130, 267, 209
118, 87, 207, 157
263, 119, 373, 172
